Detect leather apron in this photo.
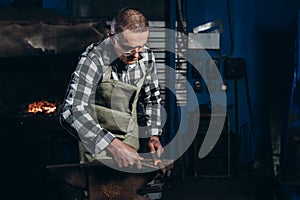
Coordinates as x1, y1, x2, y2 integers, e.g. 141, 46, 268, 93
79, 60, 146, 162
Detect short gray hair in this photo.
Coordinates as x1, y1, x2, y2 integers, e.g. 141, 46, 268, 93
110, 7, 149, 35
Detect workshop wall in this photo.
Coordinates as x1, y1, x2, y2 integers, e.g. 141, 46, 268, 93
1, 0, 300, 176
186, 0, 300, 174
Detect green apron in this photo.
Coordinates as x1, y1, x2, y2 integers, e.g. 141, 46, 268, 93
80, 60, 146, 162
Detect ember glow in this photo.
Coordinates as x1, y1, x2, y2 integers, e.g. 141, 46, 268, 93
27, 101, 57, 114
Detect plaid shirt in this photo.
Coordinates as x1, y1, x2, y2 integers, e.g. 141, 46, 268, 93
60, 38, 162, 155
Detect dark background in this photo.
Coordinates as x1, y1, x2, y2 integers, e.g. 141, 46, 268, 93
0, 0, 300, 199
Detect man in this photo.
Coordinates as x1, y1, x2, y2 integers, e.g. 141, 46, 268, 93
60, 7, 163, 170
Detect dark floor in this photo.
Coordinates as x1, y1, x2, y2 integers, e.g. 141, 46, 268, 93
163, 176, 280, 200
2, 167, 299, 200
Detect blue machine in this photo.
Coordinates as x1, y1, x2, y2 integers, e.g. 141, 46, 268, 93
281, 9, 300, 189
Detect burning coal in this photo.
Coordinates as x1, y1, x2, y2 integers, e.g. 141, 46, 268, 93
27, 100, 57, 114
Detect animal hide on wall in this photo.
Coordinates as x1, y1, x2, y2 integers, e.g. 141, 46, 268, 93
0, 19, 106, 57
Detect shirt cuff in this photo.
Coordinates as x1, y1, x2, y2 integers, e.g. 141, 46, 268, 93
95, 130, 115, 154
149, 128, 162, 136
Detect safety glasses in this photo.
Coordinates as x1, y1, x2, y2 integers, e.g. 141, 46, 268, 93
112, 35, 148, 57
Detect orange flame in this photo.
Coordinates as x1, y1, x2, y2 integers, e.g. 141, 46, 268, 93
27, 101, 57, 114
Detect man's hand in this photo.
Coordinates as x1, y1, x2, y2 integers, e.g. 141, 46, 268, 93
106, 138, 144, 169
148, 136, 163, 157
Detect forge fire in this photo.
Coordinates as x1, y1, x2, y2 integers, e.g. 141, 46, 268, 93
27, 100, 57, 114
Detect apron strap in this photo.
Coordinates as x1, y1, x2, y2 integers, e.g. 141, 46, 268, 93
136, 59, 146, 88
132, 60, 146, 108
103, 66, 112, 80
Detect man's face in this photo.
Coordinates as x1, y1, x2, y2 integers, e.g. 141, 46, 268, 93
113, 29, 149, 65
